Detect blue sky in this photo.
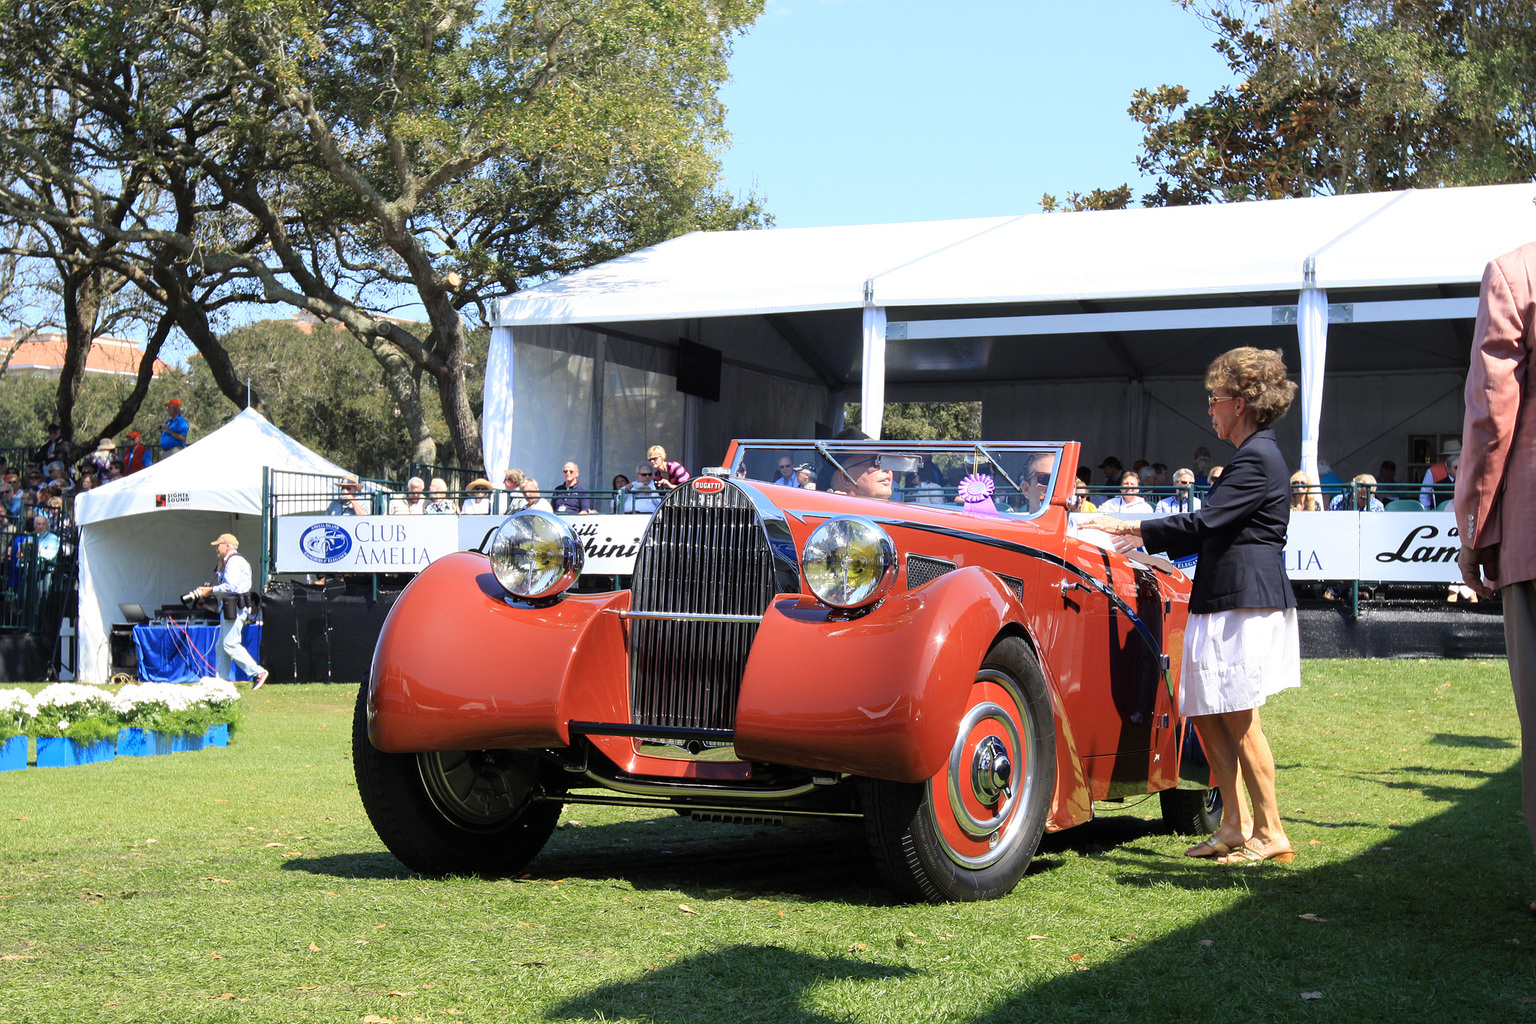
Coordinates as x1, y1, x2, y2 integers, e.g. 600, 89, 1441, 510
716, 0, 1238, 228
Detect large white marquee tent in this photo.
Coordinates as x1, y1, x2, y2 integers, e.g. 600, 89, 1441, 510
73, 408, 352, 684
482, 183, 1536, 491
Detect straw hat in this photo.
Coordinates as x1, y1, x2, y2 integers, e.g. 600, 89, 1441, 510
467, 478, 492, 492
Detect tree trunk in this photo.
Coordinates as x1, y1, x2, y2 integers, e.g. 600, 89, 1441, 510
54, 262, 104, 450
359, 330, 437, 468
157, 267, 267, 419
421, 293, 481, 471
88, 312, 175, 445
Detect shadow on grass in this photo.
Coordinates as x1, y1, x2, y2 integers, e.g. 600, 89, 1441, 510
1430, 732, 1516, 749
280, 852, 414, 879
983, 762, 1536, 1022
532, 816, 891, 904
546, 944, 915, 1024
522, 803, 1171, 902
546, 766, 1536, 1023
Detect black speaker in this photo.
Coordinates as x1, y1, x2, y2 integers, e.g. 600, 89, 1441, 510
676, 338, 721, 402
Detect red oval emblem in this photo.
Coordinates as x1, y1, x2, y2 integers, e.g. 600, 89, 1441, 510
691, 476, 726, 494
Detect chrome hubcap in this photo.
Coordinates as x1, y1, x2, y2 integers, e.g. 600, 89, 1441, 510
972, 735, 1012, 803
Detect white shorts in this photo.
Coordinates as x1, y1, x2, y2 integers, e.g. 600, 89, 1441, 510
1179, 607, 1301, 717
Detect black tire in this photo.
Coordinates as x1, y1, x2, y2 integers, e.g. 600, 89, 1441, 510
351, 681, 562, 876
1160, 786, 1223, 836
860, 636, 1056, 902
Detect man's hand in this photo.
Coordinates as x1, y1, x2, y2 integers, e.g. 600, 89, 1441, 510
1458, 545, 1498, 600
196, 586, 212, 599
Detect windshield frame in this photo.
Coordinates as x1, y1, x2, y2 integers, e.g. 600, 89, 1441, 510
718, 439, 1073, 519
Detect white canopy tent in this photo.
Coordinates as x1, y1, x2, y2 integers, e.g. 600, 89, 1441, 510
483, 183, 1536, 490
73, 408, 353, 684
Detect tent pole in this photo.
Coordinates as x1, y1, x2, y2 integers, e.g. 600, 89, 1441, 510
259, 466, 270, 590
1298, 257, 1329, 480
860, 281, 886, 439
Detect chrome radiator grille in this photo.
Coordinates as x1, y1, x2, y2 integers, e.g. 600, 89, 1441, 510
628, 484, 779, 732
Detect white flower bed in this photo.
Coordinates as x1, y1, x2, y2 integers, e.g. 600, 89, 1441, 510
0, 679, 243, 739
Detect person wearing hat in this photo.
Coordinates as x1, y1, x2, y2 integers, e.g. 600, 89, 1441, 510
123, 430, 153, 475
1098, 455, 1124, 486
460, 478, 493, 514
194, 533, 269, 688
89, 437, 116, 477
1420, 439, 1462, 510
35, 423, 69, 466
326, 476, 369, 516
160, 400, 190, 456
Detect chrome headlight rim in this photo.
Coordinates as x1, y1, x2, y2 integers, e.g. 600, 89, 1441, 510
488, 509, 585, 602
801, 515, 898, 610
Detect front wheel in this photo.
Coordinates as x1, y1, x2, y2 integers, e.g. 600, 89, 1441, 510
351, 682, 562, 876
861, 636, 1056, 902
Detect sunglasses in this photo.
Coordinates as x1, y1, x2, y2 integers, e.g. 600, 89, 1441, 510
637, 472, 653, 477
1030, 472, 1051, 486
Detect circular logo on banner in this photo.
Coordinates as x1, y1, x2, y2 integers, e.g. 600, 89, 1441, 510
691, 477, 726, 494
299, 522, 353, 564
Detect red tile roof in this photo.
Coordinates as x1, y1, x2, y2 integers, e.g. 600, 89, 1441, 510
1, 333, 170, 377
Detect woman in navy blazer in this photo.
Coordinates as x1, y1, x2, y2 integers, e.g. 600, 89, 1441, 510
1089, 348, 1300, 865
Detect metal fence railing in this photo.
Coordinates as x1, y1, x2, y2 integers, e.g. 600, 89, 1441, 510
0, 515, 76, 639
406, 461, 484, 497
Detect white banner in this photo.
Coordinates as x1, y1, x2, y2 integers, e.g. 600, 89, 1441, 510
1076, 510, 1462, 584
275, 516, 462, 573
275, 513, 652, 575
279, 510, 1465, 584
565, 515, 649, 574
1284, 511, 1360, 581
1358, 512, 1464, 582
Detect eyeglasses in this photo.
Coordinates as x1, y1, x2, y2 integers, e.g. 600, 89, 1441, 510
1030, 472, 1051, 486
1207, 395, 1238, 407
637, 472, 653, 478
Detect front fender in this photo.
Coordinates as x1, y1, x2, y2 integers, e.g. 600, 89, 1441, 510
735, 567, 1030, 783
367, 552, 629, 752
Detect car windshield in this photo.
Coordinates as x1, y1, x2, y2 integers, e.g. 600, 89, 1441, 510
724, 440, 1065, 518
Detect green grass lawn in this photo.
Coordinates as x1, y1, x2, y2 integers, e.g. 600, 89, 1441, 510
2, 660, 1534, 1023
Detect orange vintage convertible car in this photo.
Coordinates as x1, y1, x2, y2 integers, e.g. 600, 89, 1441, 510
353, 439, 1212, 902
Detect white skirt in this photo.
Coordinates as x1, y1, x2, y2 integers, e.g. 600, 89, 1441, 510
1178, 608, 1301, 717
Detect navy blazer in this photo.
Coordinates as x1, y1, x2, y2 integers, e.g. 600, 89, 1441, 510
1139, 429, 1296, 614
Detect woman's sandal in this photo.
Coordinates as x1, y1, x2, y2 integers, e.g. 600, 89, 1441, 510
1185, 836, 1240, 858
1215, 842, 1295, 865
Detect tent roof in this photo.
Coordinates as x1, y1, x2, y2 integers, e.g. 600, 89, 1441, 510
75, 407, 351, 525
494, 183, 1536, 326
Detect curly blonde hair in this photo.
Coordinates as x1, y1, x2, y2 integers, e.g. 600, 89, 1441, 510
1205, 347, 1297, 429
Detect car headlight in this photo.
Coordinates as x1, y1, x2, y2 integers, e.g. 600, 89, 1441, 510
488, 510, 585, 601
802, 516, 898, 609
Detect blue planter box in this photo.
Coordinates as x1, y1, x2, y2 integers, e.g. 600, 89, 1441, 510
205, 724, 230, 747
117, 728, 175, 757
36, 736, 116, 768
171, 731, 205, 753
0, 735, 25, 772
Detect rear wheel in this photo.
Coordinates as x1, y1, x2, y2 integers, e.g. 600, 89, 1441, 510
352, 682, 562, 876
861, 636, 1055, 902
1160, 786, 1223, 836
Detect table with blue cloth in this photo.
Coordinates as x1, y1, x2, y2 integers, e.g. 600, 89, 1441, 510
132, 621, 262, 683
